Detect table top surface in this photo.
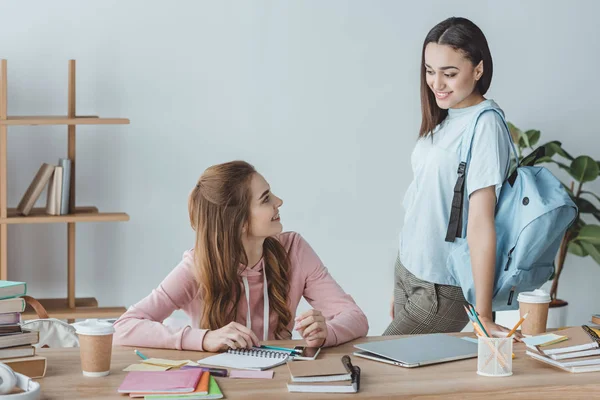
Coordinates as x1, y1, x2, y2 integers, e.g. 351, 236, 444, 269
34, 333, 600, 400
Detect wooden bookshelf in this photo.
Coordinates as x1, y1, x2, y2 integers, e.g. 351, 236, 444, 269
0, 60, 129, 321
22, 297, 125, 320
0, 116, 129, 126
2, 207, 129, 224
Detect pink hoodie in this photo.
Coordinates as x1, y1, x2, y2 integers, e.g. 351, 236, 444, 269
113, 232, 368, 351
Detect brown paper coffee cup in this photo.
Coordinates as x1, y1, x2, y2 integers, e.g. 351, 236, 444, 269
517, 290, 551, 336
73, 319, 115, 377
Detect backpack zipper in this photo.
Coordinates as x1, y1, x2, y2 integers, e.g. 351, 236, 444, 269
507, 286, 516, 306
504, 248, 514, 271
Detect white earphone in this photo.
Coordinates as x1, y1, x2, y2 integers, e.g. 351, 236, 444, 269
0, 363, 40, 399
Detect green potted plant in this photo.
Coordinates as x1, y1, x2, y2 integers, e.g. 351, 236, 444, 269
507, 123, 600, 326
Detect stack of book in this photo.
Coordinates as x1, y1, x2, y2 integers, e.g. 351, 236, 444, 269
0, 281, 46, 378
525, 325, 600, 373
16, 159, 72, 216
286, 356, 360, 393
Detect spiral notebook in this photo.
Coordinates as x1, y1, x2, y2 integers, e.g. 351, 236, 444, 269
197, 347, 290, 371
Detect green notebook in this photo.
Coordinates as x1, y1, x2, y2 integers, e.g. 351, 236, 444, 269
143, 376, 223, 399
0, 281, 26, 300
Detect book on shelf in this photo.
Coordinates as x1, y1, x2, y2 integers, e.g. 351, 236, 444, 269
46, 165, 63, 216
16, 163, 55, 216
58, 158, 71, 215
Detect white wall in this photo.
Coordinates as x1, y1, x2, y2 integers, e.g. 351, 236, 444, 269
1, 1, 598, 336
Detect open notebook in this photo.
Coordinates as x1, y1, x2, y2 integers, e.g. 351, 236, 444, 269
197, 347, 290, 371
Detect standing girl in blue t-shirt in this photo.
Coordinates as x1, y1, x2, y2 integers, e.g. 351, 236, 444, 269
385, 17, 521, 338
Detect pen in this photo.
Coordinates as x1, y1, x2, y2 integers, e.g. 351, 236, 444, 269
258, 345, 300, 354
134, 349, 148, 360
467, 305, 490, 337
180, 365, 228, 377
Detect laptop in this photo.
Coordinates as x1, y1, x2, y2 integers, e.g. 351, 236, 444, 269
353, 334, 478, 368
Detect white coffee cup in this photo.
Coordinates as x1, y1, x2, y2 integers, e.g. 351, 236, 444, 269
72, 319, 115, 377
517, 289, 551, 336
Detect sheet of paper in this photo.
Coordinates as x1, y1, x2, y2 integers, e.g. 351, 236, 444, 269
229, 369, 274, 379
123, 363, 171, 372
522, 333, 567, 347
141, 358, 189, 368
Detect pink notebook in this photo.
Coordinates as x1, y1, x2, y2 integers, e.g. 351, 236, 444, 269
117, 369, 203, 394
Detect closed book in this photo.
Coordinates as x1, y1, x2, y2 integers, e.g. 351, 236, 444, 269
287, 379, 358, 394
16, 163, 55, 216
533, 326, 600, 356
2, 356, 46, 378
0, 329, 39, 349
550, 348, 600, 360
526, 350, 600, 373
0, 298, 26, 314
0, 313, 20, 325
593, 314, 600, 325
0, 324, 22, 335
287, 356, 361, 394
45, 165, 63, 215
142, 376, 223, 399
58, 158, 71, 215
129, 371, 210, 398
117, 369, 203, 394
0, 281, 27, 300
287, 358, 352, 383
0, 345, 35, 360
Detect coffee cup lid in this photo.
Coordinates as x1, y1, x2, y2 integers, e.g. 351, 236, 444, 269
517, 289, 551, 304
72, 319, 115, 336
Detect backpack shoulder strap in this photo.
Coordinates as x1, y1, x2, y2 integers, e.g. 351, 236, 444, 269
445, 107, 518, 242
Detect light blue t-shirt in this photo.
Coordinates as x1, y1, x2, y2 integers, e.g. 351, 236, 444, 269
399, 99, 512, 286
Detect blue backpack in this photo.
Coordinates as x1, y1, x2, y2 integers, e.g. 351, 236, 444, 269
445, 107, 578, 311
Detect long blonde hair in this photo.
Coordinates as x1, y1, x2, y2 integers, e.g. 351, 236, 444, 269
188, 161, 292, 339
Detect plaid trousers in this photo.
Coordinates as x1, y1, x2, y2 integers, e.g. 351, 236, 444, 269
383, 254, 470, 335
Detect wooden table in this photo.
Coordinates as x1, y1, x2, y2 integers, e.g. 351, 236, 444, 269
35, 334, 600, 399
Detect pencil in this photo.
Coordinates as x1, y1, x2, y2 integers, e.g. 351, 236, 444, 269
506, 312, 528, 338
134, 349, 148, 360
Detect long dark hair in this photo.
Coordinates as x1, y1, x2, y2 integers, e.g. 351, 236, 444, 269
419, 17, 493, 137
189, 161, 292, 339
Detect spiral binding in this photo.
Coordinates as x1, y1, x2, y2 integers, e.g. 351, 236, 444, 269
227, 348, 289, 359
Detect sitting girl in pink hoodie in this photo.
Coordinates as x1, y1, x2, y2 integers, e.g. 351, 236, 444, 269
114, 160, 368, 352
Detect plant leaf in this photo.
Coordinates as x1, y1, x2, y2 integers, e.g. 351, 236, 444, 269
568, 241, 588, 257
525, 130, 541, 147
581, 190, 600, 204
544, 141, 574, 161
580, 242, 600, 266
576, 198, 599, 214
577, 224, 600, 245
534, 156, 553, 165
576, 198, 600, 222
518, 131, 530, 148
569, 156, 600, 183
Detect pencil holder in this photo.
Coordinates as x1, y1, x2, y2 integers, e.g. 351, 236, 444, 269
477, 337, 512, 377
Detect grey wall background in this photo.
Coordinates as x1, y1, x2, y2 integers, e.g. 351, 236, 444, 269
1, 1, 598, 335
